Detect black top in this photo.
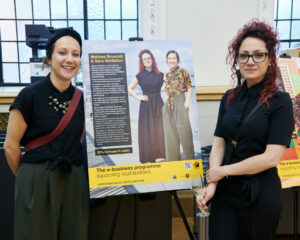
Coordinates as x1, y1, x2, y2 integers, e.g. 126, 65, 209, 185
10, 74, 84, 177
136, 70, 164, 94
215, 79, 295, 165
135, 70, 165, 163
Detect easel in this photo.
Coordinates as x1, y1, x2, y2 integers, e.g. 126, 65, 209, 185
108, 191, 195, 240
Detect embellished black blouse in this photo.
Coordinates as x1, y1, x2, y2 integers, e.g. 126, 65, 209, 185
10, 74, 84, 177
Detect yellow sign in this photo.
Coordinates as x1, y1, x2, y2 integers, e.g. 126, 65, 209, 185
278, 159, 300, 188
89, 160, 203, 188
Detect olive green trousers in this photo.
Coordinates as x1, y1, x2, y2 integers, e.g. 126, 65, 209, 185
14, 161, 89, 240
162, 93, 195, 161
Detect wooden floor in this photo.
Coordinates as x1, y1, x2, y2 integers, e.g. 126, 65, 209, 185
172, 217, 296, 240
172, 217, 194, 240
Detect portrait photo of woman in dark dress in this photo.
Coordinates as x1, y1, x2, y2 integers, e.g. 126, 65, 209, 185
128, 49, 165, 163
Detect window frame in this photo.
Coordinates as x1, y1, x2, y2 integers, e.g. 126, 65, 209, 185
274, 0, 300, 49
0, 0, 140, 86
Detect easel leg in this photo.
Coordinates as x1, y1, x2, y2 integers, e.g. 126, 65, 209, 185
109, 196, 122, 240
294, 187, 298, 240
171, 191, 195, 240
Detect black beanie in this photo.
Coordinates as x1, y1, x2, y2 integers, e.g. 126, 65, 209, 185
46, 28, 82, 55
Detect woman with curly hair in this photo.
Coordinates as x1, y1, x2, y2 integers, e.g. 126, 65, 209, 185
196, 20, 294, 240
128, 49, 165, 163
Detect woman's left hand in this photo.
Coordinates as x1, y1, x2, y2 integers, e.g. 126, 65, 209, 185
206, 166, 225, 183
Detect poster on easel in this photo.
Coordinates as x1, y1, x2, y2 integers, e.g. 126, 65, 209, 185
276, 57, 300, 188
81, 40, 202, 198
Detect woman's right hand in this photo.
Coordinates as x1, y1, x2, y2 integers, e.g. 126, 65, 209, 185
139, 95, 148, 102
195, 183, 217, 210
4, 109, 27, 176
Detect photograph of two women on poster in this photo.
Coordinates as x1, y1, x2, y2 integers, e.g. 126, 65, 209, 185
81, 40, 202, 198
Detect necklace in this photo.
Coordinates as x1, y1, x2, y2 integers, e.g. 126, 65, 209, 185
48, 95, 70, 115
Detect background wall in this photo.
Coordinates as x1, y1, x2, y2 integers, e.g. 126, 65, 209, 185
165, 0, 273, 87
197, 101, 219, 146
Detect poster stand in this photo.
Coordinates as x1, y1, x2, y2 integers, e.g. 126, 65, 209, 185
108, 191, 195, 240
95, 37, 196, 239
108, 37, 196, 240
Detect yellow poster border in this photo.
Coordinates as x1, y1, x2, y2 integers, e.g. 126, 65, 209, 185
89, 159, 203, 189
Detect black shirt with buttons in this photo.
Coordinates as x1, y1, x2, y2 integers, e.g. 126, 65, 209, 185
10, 74, 84, 177
215, 79, 295, 166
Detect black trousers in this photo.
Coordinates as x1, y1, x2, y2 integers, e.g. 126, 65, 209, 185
209, 173, 283, 240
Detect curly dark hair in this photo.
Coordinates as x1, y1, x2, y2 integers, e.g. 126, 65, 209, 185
226, 20, 280, 106
138, 49, 161, 75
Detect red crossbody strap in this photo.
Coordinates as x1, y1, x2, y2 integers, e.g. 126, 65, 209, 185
25, 88, 83, 152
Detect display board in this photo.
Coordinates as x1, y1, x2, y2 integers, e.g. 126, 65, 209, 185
82, 40, 202, 198
277, 57, 300, 188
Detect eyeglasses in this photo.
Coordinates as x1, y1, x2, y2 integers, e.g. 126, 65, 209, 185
237, 52, 268, 64
142, 57, 152, 61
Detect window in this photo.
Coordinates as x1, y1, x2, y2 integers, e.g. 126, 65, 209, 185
274, 0, 300, 51
0, 0, 139, 85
